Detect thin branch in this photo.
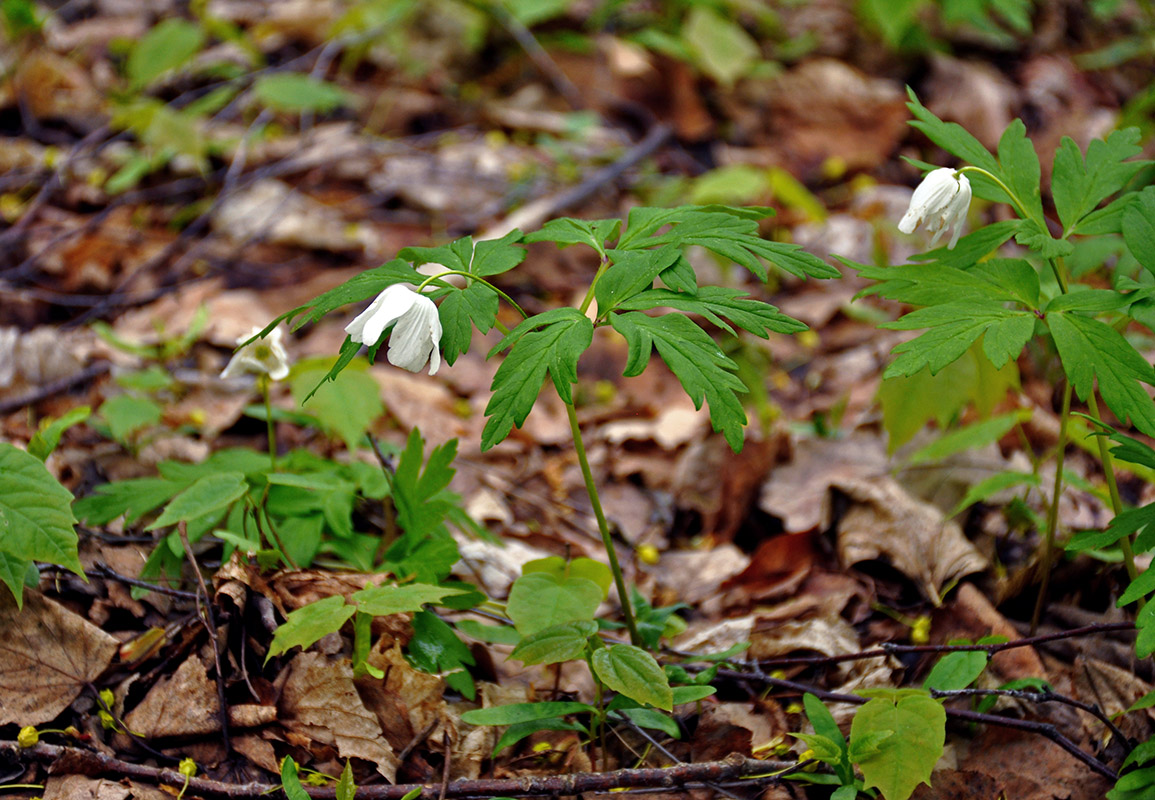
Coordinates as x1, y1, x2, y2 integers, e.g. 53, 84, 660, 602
178, 522, 231, 757
2, 743, 790, 799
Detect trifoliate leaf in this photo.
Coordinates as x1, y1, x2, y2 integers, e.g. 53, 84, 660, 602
997, 119, 1045, 225
905, 89, 1002, 191
525, 217, 621, 257
482, 309, 593, 450
439, 282, 499, 365
594, 248, 681, 312
399, 230, 525, 278
610, 312, 748, 451
1048, 312, 1155, 436
883, 305, 1036, 377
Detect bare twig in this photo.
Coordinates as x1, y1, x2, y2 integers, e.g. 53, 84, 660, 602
0, 362, 111, 414
479, 123, 672, 238
2, 743, 789, 799
177, 521, 231, 757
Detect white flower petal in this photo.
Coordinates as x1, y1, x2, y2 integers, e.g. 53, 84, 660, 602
220, 326, 292, 381
349, 284, 443, 374
898, 168, 971, 250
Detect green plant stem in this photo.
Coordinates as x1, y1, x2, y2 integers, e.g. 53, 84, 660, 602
565, 401, 641, 647
578, 256, 610, 316
416, 270, 529, 320
957, 166, 1033, 223
1087, 391, 1141, 590
260, 374, 276, 471
1032, 380, 1073, 635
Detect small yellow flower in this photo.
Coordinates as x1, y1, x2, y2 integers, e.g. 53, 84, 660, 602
637, 544, 660, 565
178, 758, 197, 778
18, 726, 39, 748
910, 615, 932, 645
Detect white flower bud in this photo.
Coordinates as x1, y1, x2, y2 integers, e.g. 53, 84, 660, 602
220, 326, 291, 381
898, 168, 972, 250
346, 284, 442, 375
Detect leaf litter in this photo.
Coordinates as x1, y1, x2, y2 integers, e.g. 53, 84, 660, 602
1, 2, 1154, 799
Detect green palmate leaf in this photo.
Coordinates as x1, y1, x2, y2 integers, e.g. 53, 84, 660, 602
482, 309, 593, 451
522, 556, 613, 598
851, 691, 945, 800
265, 259, 421, 332
146, 472, 248, 531
611, 312, 748, 451
461, 701, 596, 727
907, 411, 1029, 466
883, 305, 1036, 377
351, 583, 467, 616
879, 343, 1020, 452
617, 206, 838, 281
1053, 129, 1148, 234
406, 609, 476, 699
1048, 312, 1155, 437
591, 644, 673, 710
505, 572, 602, 635
0, 445, 83, 584
949, 470, 1040, 518
267, 595, 356, 662
126, 18, 205, 90
1124, 187, 1155, 277
853, 258, 1040, 308
253, 73, 349, 113
909, 220, 1022, 267
525, 218, 621, 258
996, 119, 1045, 224
1014, 219, 1074, 258
905, 88, 1001, 183
439, 282, 499, 365
617, 287, 807, 337
400, 230, 525, 278
510, 620, 598, 665
594, 248, 681, 312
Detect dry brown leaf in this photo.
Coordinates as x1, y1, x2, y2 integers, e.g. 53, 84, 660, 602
279, 651, 400, 781
42, 775, 171, 800
1074, 656, 1155, 744
653, 545, 750, 607
124, 654, 219, 738
690, 702, 787, 762
0, 590, 118, 726
355, 642, 446, 752
835, 475, 988, 603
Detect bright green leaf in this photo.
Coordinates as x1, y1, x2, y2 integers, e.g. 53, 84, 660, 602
682, 6, 759, 86
510, 620, 597, 665
0, 443, 83, 581
267, 595, 356, 662
461, 701, 595, 727
591, 644, 673, 710
350, 582, 467, 616
850, 691, 945, 800
253, 73, 349, 113
506, 572, 602, 635
126, 18, 205, 90
146, 472, 248, 530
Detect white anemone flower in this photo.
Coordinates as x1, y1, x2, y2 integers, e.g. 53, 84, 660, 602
898, 167, 972, 249
346, 284, 442, 375
221, 326, 291, 381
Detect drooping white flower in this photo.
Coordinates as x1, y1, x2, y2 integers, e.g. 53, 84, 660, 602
898, 167, 972, 249
220, 326, 291, 381
345, 284, 442, 375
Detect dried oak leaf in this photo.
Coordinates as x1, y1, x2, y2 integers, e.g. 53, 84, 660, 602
834, 476, 988, 603
279, 651, 400, 781
0, 590, 118, 725
124, 654, 219, 738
